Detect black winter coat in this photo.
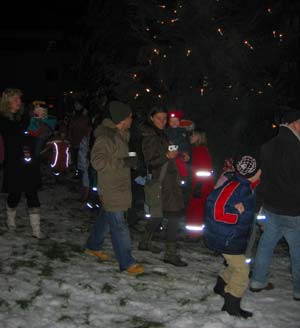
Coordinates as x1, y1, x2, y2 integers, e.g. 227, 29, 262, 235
0, 115, 41, 192
257, 125, 300, 216
141, 123, 184, 213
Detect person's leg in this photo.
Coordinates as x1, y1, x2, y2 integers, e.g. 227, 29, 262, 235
223, 254, 249, 297
138, 217, 162, 253
165, 212, 181, 243
6, 192, 22, 230
26, 192, 44, 239
222, 254, 252, 318
26, 191, 40, 208
7, 192, 22, 208
250, 210, 283, 290
106, 211, 136, 271
283, 216, 300, 299
86, 209, 109, 251
164, 211, 187, 266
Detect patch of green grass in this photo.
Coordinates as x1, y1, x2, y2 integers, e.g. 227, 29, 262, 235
39, 263, 53, 277
101, 283, 114, 294
130, 316, 165, 328
16, 299, 31, 309
10, 260, 37, 271
58, 315, 72, 322
41, 242, 69, 262
15, 287, 42, 310
0, 298, 9, 308
177, 298, 191, 306
119, 298, 127, 306
57, 292, 70, 301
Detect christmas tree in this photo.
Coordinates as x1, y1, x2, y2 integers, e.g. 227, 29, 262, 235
79, 0, 299, 164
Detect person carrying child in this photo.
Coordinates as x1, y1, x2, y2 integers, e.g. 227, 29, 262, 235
204, 153, 261, 318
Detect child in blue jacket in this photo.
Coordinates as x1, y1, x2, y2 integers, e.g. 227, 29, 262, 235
204, 154, 261, 318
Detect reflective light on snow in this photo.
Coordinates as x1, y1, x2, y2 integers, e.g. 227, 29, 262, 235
196, 171, 211, 177
50, 142, 58, 168
186, 224, 205, 231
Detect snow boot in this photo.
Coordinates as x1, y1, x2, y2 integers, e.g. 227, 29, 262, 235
84, 249, 109, 261
138, 229, 162, 254
125, 263, 144, 276
29, 208, 45, 239
6, 206, 17, 231
214, 276, 226, 297
249, 281, 274, 292
222, 293, 253, 319
163, 242, 187, 267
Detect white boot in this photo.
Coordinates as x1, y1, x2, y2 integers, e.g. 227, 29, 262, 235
6, 206, 17, 231
29, 208, 45, 239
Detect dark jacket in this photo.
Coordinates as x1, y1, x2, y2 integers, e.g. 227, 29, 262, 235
204, 175, 256, 255
165, 127, 190, 153
91, 119, 132, 212
141, 123, 184, 213
257, 125, 300, 216
0, 115, 41, 192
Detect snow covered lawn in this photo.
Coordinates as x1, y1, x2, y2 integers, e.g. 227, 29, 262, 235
0, 179, 299, 328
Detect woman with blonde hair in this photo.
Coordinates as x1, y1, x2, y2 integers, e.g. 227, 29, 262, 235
0, 88, 44, 238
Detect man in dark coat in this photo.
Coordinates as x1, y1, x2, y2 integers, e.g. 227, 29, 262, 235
250, 107, 300, 301
0, 88, 43, 238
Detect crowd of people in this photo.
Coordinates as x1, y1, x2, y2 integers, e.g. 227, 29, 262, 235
1, 88, 299, 319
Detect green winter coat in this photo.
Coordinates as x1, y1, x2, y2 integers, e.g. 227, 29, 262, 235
142, 123, 184, 213
91, 119, 132, 212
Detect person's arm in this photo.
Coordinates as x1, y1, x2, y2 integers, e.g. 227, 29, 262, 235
91, 135, 112, 172
142, 135, 169, 168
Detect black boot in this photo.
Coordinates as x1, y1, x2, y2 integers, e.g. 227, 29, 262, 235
214, 276, 226, 297
164, 242, 187, 267
138, 229, 162, 254
222, 293, 253, 318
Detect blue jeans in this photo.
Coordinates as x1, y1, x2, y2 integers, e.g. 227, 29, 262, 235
251, 209, 300, 294
86, 209, 135, 271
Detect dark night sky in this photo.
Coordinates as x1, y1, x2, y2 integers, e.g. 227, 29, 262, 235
0, 1, 86, 30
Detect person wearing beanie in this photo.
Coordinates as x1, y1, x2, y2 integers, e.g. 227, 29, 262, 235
85, 100, 144, 275
250, 106, 300, 301
204, 153, 261, 318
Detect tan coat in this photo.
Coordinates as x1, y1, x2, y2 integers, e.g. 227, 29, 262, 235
91, 119, 132, 212
142, 123, 184, 213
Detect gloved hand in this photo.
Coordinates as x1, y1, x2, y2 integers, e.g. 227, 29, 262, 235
123, 156, 138, 170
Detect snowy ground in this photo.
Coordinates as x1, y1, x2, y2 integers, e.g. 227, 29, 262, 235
0, 173, 299, 328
